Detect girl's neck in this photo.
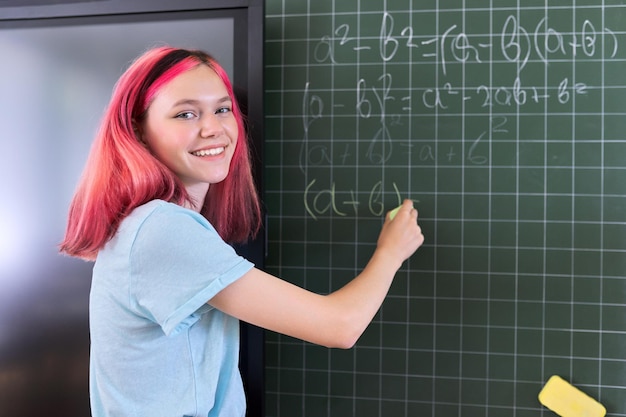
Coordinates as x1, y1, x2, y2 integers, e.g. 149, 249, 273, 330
183, 184, 209, 212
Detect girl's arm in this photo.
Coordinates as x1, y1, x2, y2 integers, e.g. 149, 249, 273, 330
209, 199, 424, 349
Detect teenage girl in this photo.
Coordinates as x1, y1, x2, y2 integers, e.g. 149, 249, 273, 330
60, 46, 424, 417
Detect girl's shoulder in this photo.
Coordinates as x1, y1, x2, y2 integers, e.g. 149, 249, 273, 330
111, 200, 213, 247
130, 199, 216, 238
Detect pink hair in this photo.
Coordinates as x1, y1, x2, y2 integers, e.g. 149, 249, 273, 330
60, 46, 261, 261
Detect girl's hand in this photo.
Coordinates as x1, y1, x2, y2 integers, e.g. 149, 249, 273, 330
377, 199, 424, 265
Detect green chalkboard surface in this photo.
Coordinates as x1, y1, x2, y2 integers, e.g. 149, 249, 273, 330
264, 1, 625, 416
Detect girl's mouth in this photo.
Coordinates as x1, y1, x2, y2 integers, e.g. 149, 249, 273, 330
191, 146, 225, 157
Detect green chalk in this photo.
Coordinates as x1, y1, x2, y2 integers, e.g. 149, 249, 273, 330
389, 205, 402, 220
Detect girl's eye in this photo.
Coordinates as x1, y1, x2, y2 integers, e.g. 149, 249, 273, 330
215, 106, 232, 115
175, 111, 196, 119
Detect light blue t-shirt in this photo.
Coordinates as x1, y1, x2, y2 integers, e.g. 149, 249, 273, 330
89, 200, 254, 417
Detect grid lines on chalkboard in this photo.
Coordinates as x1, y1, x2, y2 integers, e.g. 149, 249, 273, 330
264, 1, 626, 416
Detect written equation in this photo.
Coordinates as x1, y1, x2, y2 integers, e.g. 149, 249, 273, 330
304, 178, 406, 220
296, 9, 620, 219
313, 12, 618, 70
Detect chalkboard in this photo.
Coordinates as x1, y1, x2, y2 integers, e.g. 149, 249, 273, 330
263, 1, 625, 417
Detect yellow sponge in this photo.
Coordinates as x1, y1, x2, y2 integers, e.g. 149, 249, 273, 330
538, 375, 606, 417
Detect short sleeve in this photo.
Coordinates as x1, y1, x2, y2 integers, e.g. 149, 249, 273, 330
128, 205, 254, 336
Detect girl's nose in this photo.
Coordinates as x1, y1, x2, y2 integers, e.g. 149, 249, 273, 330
200, 114, 224, 138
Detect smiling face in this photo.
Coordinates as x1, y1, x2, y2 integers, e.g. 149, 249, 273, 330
140, 64, 238, 206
